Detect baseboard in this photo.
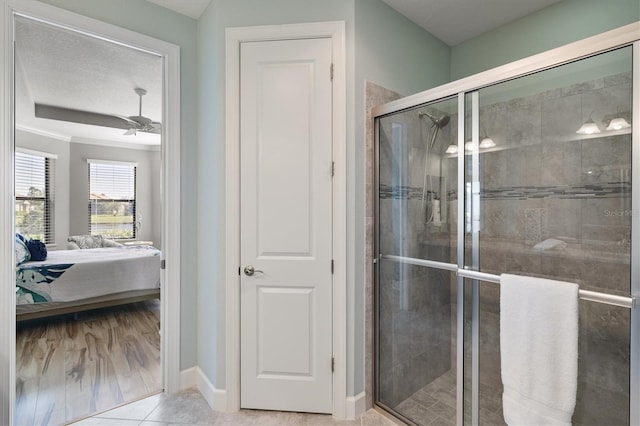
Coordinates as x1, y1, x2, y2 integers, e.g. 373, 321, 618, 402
180, 366, 228, 412
346, 391, 366, 420
179, 366, 197, 389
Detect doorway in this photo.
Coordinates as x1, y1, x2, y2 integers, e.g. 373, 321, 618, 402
0, 1, 182, 424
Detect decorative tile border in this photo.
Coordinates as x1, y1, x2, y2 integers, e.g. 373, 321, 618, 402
379, 182, 631, 201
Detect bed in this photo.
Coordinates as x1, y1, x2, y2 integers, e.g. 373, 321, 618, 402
16, 246, 161, 321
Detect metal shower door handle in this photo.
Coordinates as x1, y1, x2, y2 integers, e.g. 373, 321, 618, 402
244, 265, 264, 276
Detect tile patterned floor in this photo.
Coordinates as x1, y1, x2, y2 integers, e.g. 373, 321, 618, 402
70, 388, 401, 426
395, 371, 457, 426
394, 370, 505, 426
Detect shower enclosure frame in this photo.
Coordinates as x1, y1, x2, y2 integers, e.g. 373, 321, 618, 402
373, 22, 640, 426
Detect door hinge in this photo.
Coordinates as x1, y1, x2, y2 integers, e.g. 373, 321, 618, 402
331, 259, 334, 274
238, 266, 241, 276
331, 357, 335, 373
161, 259, 166, 270
330, 63, 334, 81
331, 161, 335, 177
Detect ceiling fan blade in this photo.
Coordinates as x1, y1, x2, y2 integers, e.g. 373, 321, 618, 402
35, 103, 161, 134
35, 103, 134, 131
129, 115, 153, 126
110, 113, 145, 127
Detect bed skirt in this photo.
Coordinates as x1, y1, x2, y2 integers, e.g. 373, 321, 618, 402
16, 288, 160, 321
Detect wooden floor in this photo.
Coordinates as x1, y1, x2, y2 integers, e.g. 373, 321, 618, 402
15, 300, 161, 426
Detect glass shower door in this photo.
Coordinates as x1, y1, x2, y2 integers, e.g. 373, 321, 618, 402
375, 41, 636, 426
376, 96, 459, 425
465, 46, 634, 425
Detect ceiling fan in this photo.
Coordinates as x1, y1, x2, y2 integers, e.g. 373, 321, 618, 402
114, 88, 161, 135
34, 87, 161, 135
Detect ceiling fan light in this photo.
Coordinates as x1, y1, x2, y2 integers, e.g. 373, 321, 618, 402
464, 141, 476, 151
606, 117, 631, 131
576, 118, 601, 135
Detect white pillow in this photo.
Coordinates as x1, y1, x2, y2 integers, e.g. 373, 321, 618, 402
15, 236, 31, 265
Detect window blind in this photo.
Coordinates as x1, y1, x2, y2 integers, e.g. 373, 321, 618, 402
15, 151, 55, 243
88, 161, 137, 239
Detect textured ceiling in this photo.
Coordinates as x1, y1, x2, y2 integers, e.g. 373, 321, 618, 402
15, 17, 162, 146
381, 0, 563, 46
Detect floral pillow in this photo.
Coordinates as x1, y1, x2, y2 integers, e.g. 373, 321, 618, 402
67, 235, 104, 249
15, 235, 31, 266
67, 235, 123, 249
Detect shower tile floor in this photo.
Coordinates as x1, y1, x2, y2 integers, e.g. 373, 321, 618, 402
394, 370, 505, 426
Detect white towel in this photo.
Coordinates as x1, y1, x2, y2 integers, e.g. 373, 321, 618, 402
500, 273, 579, 426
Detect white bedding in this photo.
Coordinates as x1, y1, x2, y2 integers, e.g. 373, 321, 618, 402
16, 246, 161, 305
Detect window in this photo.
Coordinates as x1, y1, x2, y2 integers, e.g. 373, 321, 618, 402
88, 160, 137, 239
15, 150, 55, 244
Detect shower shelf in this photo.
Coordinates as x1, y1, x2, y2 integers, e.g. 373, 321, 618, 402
380, 254, 635, 309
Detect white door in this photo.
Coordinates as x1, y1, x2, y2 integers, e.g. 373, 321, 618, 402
239, 37, 333, 413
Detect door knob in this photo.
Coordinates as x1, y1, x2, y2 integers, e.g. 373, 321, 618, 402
244, 265, 264, 276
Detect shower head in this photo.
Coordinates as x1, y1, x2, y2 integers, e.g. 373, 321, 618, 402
420, 110, 451, 150
419, 111, 450, 129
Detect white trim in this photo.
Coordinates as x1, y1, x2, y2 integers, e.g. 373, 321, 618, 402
16, 124, 161, 152
0, 2, 182, 424
225, 21, 347, 418
87, 158, 138, 167
0, 2, 16, 424
15, 124, 71, 142
180, 367, 228, 412
71, 136, 161, 151
16, 147, 57, 159
179, 366, 198, 389
345, 391, 366, 420
196, 367, 228, 412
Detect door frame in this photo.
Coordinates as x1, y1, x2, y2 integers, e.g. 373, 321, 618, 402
225, 22, 347, 419
0, 1, 182, 423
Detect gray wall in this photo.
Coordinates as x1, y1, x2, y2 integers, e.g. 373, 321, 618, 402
39, 0, 199, 371
67, 143, 161, 246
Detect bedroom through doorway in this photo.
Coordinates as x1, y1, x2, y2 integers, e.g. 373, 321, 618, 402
13, 15, 164, 425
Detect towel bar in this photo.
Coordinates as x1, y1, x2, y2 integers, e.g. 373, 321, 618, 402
379, 254, 636, 309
